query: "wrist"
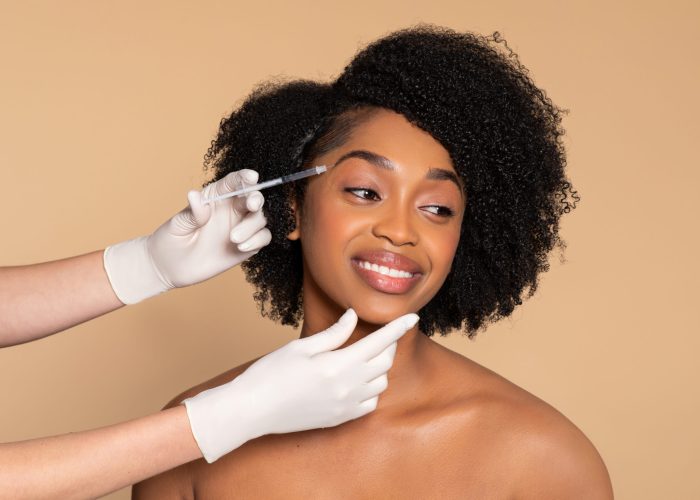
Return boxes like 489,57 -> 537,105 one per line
182,378 -> 263,463
103,236 -> 170,304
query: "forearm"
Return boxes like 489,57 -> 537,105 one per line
0,406 -> 201,500
0,250 -> 123,347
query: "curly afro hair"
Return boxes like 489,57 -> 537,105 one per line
204,25 -> 578,337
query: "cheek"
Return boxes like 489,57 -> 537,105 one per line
424,224 -> 462,278
299,195 -> 360,266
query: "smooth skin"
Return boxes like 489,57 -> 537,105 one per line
134,109 -> 613,499
0,251 -> 124,348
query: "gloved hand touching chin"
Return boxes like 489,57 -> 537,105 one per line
183,308 -> 420,463
103,169 -> 270,304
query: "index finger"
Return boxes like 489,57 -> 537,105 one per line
336,313 -> 419,363
218,171 -> 260,214
216,169 -> 259,197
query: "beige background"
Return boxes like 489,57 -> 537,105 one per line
1,1 -> 698,498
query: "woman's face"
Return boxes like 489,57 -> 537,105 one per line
290,108 -> 465,327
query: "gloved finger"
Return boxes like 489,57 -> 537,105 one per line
168,193 -> 208,237
217,169 -> 259,197
245,191 -> 264,212
236,227 -> 272,253
352,374 -> 389,402
360,343 -> 396,382
208,170 -> 260,216
348,396 -> 379,420
187,189 -> 212,227
299,309 -> 358,355
230,210 -> 267,244
336,313 -> 419,364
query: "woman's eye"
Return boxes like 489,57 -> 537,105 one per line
422,205 -> 455,218
344,187 -> 381,201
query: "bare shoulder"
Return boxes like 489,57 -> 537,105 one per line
162,358 -> 260,410
431,343 -> 613,499
513,408 -> 614,499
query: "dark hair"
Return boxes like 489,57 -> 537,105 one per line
204,25 -> 578,337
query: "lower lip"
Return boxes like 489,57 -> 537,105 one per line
351,260 -> 422,294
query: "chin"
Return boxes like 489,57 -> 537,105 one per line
350,302 -> 417,327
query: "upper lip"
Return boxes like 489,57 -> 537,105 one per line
352,249 -> 424,274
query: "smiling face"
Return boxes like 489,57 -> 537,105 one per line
289,108 -> 466,328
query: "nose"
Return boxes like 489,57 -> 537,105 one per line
371,203 -> 419,247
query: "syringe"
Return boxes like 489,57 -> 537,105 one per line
203,165 -> 327,204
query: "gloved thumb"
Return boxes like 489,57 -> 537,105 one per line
299,309 -> 358,355
187,189 -> 212,227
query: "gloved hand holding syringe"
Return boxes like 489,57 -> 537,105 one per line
104,166 -> 326,304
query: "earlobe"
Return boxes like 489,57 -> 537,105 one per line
286,200 -> 301,241
287,225 -> 301,241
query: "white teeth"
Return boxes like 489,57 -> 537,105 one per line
356,260 -> 414,278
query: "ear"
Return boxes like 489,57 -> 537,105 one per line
286,198 -> 302,241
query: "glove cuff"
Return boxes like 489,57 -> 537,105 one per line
103,236 -> 169,304
182,380 -> 261,463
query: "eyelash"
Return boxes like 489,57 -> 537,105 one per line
344,187 -> 455,218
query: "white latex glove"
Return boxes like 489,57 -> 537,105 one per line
183,308 -> 419,463
103,169 -> 271,304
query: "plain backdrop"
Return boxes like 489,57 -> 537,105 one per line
1,1 -> 698,498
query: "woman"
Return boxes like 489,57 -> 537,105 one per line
134,25 -> 611,498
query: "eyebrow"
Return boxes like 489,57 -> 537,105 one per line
334,150 -> 395,171
332,149 -> 464,195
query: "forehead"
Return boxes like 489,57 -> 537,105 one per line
332,109 -> 454,171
